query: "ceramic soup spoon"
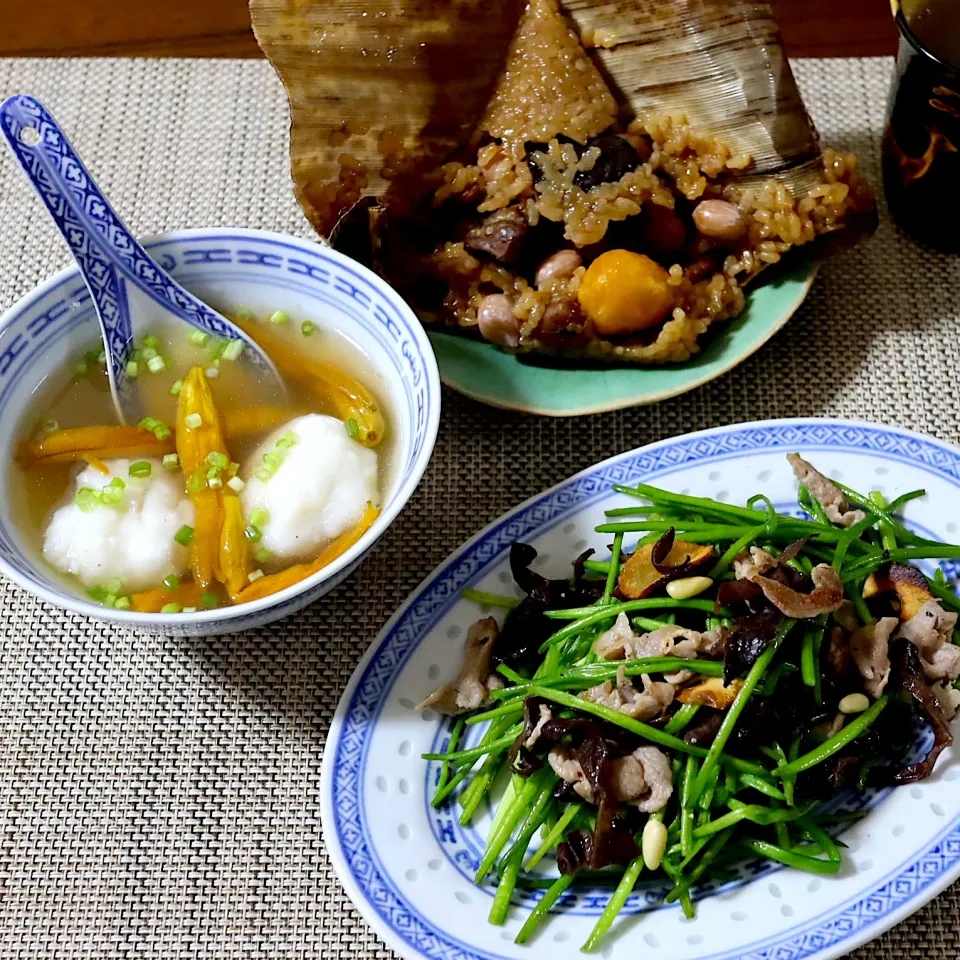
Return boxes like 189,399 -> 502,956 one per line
0,94 -> 283,423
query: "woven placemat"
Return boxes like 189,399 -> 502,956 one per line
0,55 -> 957,959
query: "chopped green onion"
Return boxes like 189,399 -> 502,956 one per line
254,546 -> 272,564
75,361 -> 88,376
187,329 -> 209,346
169,379 -> 183,397
104,578 -> 123,595
97,350 -> 106,365
206,451 -> 229,470
221,339 -> 244,362
205,366 -> 219,379
125,360 -> 139,378
344,418 -> 360,439
142,334 -> 160,350
141,346 -> 158,361
182,606 -> 197,613
269,310 -> 289,325
163,573 -> 180,591
249,507 -> 269,528
226,476 -> 245,493
207,477 -> 223,489
174,524 -> 194,547
244,524 -> 262,543
185,413 -> 202,430
186,470 -> 205,494
139,417 -> 172,440
99,477 -> 126,505
255,435 -> 297,481
87,587 -> 108,603
128,461 -> 152,479
160,602 -> 182,614
113,596 -> 131,610
234,307 -> 253,321
248,569 -> 265,583
162,453 -> 180,471
228,462 -> 240,477
74,488 -> 98,512
147,355 -> 166,374
201,592 -> 220,609
300,321 -> 317,337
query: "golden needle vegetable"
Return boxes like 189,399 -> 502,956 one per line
177,367 -> 230,588
221,405 -> 305,440
189,491 -> 222,589
19,407 -> 295,469
131,581 -> 205,613
176,368 -> 228,474
234,503 -> 379,603
217,495 -> 253,597
83,456 -> 110,475
232,314 -> 386,448
20,425 -> 175,466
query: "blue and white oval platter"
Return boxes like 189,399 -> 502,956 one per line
321,418 -> 960,960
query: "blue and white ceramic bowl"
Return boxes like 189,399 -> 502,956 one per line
0,228 -> 440,635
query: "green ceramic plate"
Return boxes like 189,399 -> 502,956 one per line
427,259 -> 817,416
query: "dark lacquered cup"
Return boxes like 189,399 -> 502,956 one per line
882,8 -> 960,251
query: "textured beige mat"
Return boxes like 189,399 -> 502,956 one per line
0,56 -> 957,959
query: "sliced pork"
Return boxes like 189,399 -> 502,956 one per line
547,743 -> 673,812
417,617 -> 503,714
850,617 -> 898,697
580,667 -> 675,721
787,453 -> 866,528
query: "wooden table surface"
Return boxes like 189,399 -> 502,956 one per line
1,0 -> 897,59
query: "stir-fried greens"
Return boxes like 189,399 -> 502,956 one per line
419,455 -> 960,949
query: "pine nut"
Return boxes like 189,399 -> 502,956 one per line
642,818 -> 668,870
838,692 -> 870,714
666,576 -> 714,600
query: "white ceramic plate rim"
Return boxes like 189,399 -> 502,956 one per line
0,227 -> 441,628
320,416 -> 960,960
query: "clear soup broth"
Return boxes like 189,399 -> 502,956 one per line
10,311 -> 392,613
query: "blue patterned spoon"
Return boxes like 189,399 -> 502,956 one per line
0,94 -> 283,423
